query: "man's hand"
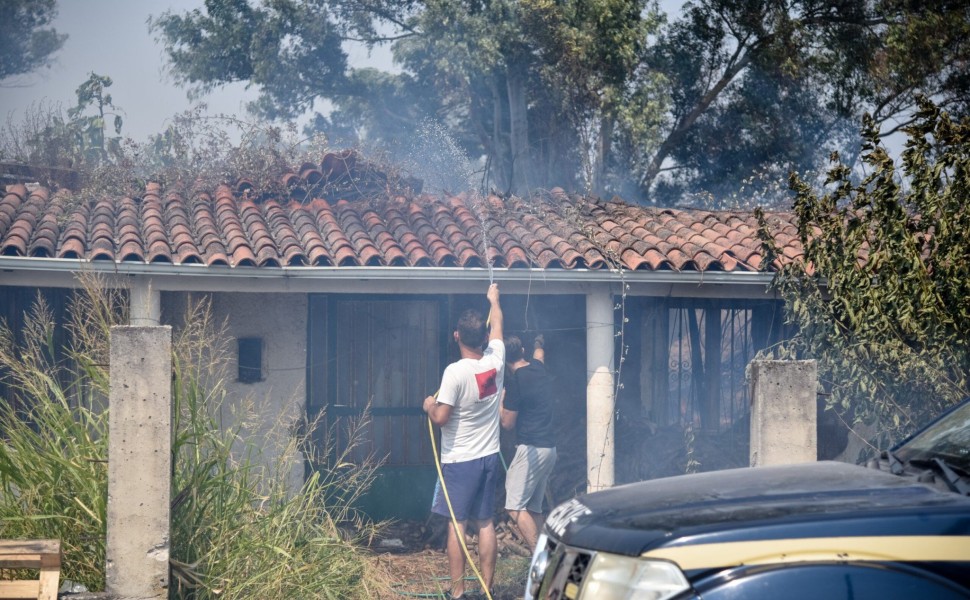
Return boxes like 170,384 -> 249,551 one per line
533,333 -> 546,363
425,395 -> 453,426
486,282 -> 500,304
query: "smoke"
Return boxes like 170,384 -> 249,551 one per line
391,119 -> 479,197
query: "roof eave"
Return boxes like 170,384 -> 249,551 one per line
0,256 -> 779,297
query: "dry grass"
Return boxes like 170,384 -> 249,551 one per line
365,519 -> 531,600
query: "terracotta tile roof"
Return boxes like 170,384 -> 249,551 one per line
0,172 -> 801,273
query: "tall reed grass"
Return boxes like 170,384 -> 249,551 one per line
0,279 -> 388,598
169,297 -> 386,599
0,283 -> 119,590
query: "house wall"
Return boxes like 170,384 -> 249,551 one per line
161,291 -> 308,491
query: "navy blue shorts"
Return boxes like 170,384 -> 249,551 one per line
431,453 -> 500,522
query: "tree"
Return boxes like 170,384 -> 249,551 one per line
639,0 -> 970,205
151,0 -> 661,195
151,0 -> 970,204
0,0 -> 66,82
67,73 -> 125,165
866,0 -> 970,137
149,0 -> 349,119
522,0 -> 660,193
385,0 -> 541,192
761,96 -> 970,451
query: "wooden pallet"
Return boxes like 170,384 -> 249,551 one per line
0,540 -> 60,600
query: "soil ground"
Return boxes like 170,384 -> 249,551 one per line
367,517 -> 532,600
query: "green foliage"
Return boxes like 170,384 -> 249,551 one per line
0,0 -> 66,81
67,73 -> 125,166
642,0 -> 866,205
638,0 -> 970,204
763,96 -> 970,450
522,0 -> 661,193
150,0 -> 664,195
869,0 -> 970,134
149,0 -> 349,118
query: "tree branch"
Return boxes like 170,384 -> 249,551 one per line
640,46 -> 755,191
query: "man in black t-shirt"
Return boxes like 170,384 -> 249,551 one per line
500,333 -> 557,550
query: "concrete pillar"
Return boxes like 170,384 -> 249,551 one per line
107,326 -> 172,599
586,289 -> 615,492
749,359 -> 817,467
129,278 -> 160,326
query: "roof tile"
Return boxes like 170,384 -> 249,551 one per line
1,177 -> 802,273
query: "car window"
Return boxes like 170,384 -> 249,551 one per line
895,400 -> 970,473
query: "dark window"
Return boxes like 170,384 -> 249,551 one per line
237,337 -> 263,383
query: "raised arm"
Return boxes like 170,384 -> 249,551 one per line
486,283 -> 503,343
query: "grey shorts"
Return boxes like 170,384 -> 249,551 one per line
504,445 -> 557,513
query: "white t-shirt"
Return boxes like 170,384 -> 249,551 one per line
437,339 -> 506,463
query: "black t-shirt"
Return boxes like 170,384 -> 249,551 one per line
505,361 -> 556,448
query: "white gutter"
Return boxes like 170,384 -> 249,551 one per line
0,256 -> 779,297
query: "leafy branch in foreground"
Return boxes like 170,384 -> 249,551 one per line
761,96 -> 970,452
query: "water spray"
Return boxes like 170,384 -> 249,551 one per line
477,193 -> 495,286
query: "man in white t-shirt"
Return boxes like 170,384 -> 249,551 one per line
424,283 -> 504,600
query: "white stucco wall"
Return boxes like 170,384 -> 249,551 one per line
163,291 -> 308,491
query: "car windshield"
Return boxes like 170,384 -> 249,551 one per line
894,399 -> 970,474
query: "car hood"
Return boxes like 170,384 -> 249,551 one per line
553,461 -> 970,556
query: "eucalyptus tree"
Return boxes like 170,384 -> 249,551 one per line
522,0 -> 661,194
150,0 -> 659,195
639,0 -> 970,205
150,0 -> 969,204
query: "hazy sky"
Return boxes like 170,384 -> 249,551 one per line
1,1 -> 682,142
0,0 -> 393,141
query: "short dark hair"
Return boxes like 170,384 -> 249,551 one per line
505,335 -> 524,363
456,308 -> 487,348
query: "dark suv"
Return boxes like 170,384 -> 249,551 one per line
526,399 -> 970,599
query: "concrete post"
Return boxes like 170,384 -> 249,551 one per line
586,289 -> 615,492
749,359 -> 817,467
107,326 -> 172,599
129,278 -> 160,326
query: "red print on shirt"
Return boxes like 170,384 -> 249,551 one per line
476,368 -> 498,399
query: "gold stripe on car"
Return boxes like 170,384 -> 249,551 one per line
642,535 -> 970,570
